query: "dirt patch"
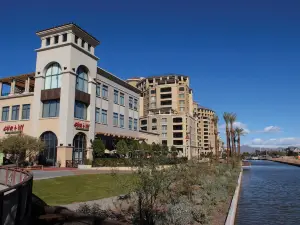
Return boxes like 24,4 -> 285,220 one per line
210,196 -> 233,225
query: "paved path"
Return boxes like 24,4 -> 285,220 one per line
32,169 -> 132,180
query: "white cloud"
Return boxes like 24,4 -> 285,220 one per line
263,126 -> 281,133
249,137 -> 300,147
219,121 -> 250,133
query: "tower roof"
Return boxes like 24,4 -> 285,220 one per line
36,23 -> 100,46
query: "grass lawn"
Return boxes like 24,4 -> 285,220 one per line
33,174 -> 135,205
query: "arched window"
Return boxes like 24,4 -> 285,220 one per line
73,133 -> 86,163
76,66 -> 88,93
40,131 -> 58,166
45,63 -> 62,89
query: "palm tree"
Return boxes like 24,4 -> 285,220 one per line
235,127 -> 245,158
212,115 -> 219,160
228,113 -> 237,157
223,112 -> 231,162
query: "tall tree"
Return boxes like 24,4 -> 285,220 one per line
228,113 -> 237,157
223,112 -> 231,162
235,127 -> 245,158
212,115 -> 219,159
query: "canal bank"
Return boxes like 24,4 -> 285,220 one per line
269,157 -> 300,167
236,160 -> 300,225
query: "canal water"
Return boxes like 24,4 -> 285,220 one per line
236,160 -> 300,225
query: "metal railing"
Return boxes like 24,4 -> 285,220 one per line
0,166 -> 33,225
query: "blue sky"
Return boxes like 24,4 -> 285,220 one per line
1,0 -> 300,147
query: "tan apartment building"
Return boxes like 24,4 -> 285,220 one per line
0,23 -> 158,167
127,75 -> 198,159
194,104 -> 218,155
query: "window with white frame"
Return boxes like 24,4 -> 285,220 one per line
134,119 -> 138,131
11,105 -> 20,120
22,104 -> 30,120
76,66 -> 88,93
96,84 -> 101,97
101,109 -> 107,124
113,113 -> 118,126
95,107 -> 100,122
42,100 -> 60,118
129,117 -> 133,130
102,85 -> 108,99
74,101 -> 87,120
161,118 -> 167,123
120,93 -> 125,106
162,125 -> 167,131
129,97 -> 133,109
2,106 -> 9,121
134,99 -> 138,110
120,114 -> 124,128
114,90 -> 119,104
45,63 -> 62,89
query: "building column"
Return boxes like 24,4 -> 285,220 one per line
24,77 -> 30,93
9,79 -> 15,95
57,146 -> 73,168
0,82 -> 2,96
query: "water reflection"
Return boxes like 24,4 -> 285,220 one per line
236,160 -> 300,225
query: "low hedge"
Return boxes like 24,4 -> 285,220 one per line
92,157 -> 188,167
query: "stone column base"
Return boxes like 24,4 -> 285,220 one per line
57,146 -> 73,168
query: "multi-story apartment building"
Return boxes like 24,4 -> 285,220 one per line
195,104 -> 217,155
127,75 -> 198,159
0,23 -> 158,167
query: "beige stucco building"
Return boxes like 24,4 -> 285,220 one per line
0,23 -> 158,167
194,104 -> 218,156
127,75 -> 198,159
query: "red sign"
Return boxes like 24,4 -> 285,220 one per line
3,124 -> 24,134
74,122 -> 90,131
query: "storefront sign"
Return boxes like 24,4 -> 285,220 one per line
74,122 -> 90,131
3,124 -> 24,134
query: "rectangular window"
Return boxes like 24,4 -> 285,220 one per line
120,114 -> 124,128
150,102 -> 156,108
162,125 -> 167,131
129,97 -> 133,109
179,93 -> 185,98
150,96 -> 156,102
11,105 -> 20,120
152,126 -> 157,131
179,100 -> 185,106
120,93 -> 125,106
180,107 -> 185,112
162,132 -> 167,137
54,35 -> 59,44
134,119 -> 138,131
134,99 -> 138,110
114,90 -> 119,104
2,106 -> 9,121
162,140 -> 167,145
81,40 -> 85,48
96,84 -> 101,97
22,104 -> 30,120
102,85 -> 108,99
62,33 -> 67,42
101,109 -> 107,124
88,44 -> 91,51
75,35 -> 79,44
113,113 -> 118,126
95,107 -> 100,123
161,118 -> 167,123
129,117 -> 133,130
46,37 -> 51,46
74,101 -> 87,120
42,100 -> 60,118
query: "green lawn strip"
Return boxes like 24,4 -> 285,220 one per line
33,174 -> 135,205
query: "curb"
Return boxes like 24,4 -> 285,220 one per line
225,169 -> 243,225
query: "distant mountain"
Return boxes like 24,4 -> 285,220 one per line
240,145 -> 256,153
240,145 -> 286,153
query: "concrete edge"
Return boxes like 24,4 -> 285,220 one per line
225,169 -> 243,225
